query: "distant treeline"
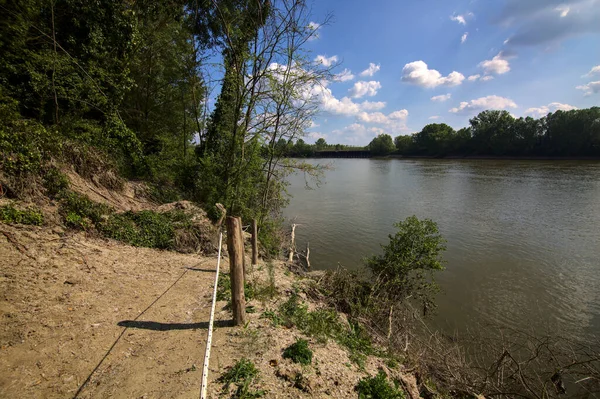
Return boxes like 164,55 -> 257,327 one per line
287,107 -> 600,158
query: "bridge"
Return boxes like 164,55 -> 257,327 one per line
315,150 -> 371,158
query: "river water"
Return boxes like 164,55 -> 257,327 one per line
283,159 -> 600,343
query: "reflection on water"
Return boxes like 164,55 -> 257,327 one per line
284,159 -> 600,344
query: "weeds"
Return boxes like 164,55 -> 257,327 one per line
356,371 -> 405,399
217,358 -> 265,399
0,205 -> 44,225
217,274 -> 256,303
42,167 -> 69,198
283,339 -> 313,365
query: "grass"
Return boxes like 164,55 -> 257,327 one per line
275,290 -> 377,367
217,274 -> 257,303
217,358 -> 266,399
356,371 -> 405,399
0,204 -> 44,225
282,339 -> 313,365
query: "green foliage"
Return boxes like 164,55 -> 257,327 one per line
42,168 -> 69,197
282,339 -> 313,365
414,123 -> 456,155
218,358 -> 266,399
100,211 -> 174,249
217,274 -> 257,303
394,135 -> 413,154
356,372 -> 405,399
366,216 -> 446,311
276,291 -> 375,365
0,205 -> 44,225
59,191 -> 110,227
369,134 -> 395,156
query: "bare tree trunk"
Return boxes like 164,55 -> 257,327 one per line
288,223 -> 297,262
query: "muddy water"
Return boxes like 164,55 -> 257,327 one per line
284,159 -> 600,343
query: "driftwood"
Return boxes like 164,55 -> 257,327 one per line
288,223 -> 297,262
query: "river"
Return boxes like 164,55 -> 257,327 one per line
283,159 -> 600,343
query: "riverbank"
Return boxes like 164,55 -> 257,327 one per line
0,168 -> 421,398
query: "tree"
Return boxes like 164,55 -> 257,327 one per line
469,110 -> 515,155
368,134 -> 395,156
394,135 -> 413,154
414,123 -> 455,155
315,138 -> 327,150
366,216 -> 446,312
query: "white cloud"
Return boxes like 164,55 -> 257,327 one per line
309,121 -> 320,128
307,22 -> 321,41
348,81 -> 382,98
359,101 -> 387,111
308,132 -> 327,141
429,116 -> 441,120
431,93 -> 452,102
576,81 -> 600,96
401,61 -> 465,88
479,52 -> 511,75
450,12 -> 474,25
449,95 -> 518,114
461,32 -> 469,44
334,68 -> 355,82
331,123 -> 384,144
357,112 -> 389,124
584,65 -> 600,77
360,63 -> 381,77
388,110 -> 409,120
314,55 -> 338,67
481,75 -> 495,81
468,74 -> 481,82
525,102 -> 578,117
555,5 -> 570,17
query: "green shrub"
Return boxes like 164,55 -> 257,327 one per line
356,371 -> 405,399
0,205 -> 44,225
282,339 -> 313,365
59,191 -> 110,226
217,274 -> 257,303
64,211 -> 90,229
100,210 -> 174,249
218,358 -> 265,399
43,168 -> 70,197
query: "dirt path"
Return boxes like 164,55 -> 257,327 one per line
0,225 -> 221,398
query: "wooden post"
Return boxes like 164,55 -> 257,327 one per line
251,219 -> 258,266
226,216 -> 246,326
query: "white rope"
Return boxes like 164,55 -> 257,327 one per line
200,231 -> 223,399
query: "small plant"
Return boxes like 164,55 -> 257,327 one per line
282,339 -> 313,365
217,274 -> 257,303
260,310 -> 282,327
218,358 -> 265,399
0,205 -> 44,225
64,211 -> 90,229
59,191 -> 110,226
43,167 -> 69,197
356,371 -> 405,399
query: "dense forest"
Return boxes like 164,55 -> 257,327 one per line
0,0 -> 331,249
285,107 -> 600,158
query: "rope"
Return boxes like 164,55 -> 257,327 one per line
200,231 -> 223,399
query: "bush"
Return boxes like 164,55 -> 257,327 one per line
282,339 -> 313,365
100,210 -> 174,249
59,191 -> 110,227
43,168 -> 70,197
0,205 -> 44,225
356,371 -> 405,399
218,358 -> 265,399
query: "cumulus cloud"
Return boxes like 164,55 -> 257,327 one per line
388,110 -> 409,120
360,63 -> 381,77
357,112 -> 389,124
334,68 -> 355,82
431,93 -> 452,102
331,123 -> 385,144
359,101 -> 387,111
352,109 -> 410,137
348,81 -> 382,98
401,61 -> 465,88
576,81 -> 600,96
583,65 -> 600,77
449,95 -> 518,114
479,52 -> 511,75
308,132 -> 327,141
481,75 -> 495,81
461,32 -> 469,44
450,12 -> 474,25
525,102 -> 578,117
468,74 -> 481,82
314,55 -> 338,67
499,0 -> 600,47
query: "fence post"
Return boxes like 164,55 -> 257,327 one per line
251,219 -> 258,266
226,216 -> 246,326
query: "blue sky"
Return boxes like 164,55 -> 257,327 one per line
301,0 -> 600,145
